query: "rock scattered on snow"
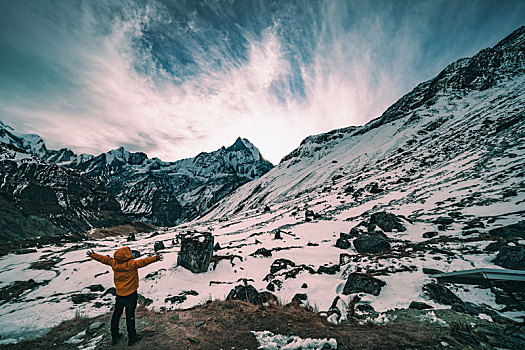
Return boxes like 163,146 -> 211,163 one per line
353,234 -> 391,254
409,301 -> 433,310
87,284 -> 104,292
177,232 -> 214,273
493,245 -> 525,270
342,273 -> 386,296
423,283 -> 463,306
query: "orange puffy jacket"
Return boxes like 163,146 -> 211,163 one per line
90,247 -> 158,296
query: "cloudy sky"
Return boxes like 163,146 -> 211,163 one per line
0,0 -> 524,164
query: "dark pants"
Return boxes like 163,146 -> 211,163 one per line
111,291 -> 138,339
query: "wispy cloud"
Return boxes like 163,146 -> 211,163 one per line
1,0 -> 524,163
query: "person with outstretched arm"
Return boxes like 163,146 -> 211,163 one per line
87,247 -> 162,346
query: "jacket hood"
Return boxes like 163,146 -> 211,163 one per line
114,247 -> 133,263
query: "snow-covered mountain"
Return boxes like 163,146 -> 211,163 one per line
0,121 -> 273,226
202,25 -> 525,220
0,143 -> 127,241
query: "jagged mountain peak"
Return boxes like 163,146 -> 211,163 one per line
226,137 -> 262,161
494,25 -> 525,49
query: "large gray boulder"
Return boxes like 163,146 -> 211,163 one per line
353,234 -> 391,254
493,245 -> 525,270
342,273 -> 386,296
177,232 -> 214,273
369,211 -> 406,232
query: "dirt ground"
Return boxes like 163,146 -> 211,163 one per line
1,300 -> 522,350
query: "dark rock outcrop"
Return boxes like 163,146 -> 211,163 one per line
489,222 -> 525,239
226,284 -> 259,304
335,237 -> 351,249
493,245 -> 525,270
423,283 -> 463,305
0,143 -> 127,241
369,212 -> 406,232
353,234 -> 391,254
154,241 -> 165,251
71,293 -> 97,304
177,232 -> 214,273
342,273 -> 386,296
269,259 -> 296,274
409,301 -> 433,310
317,264 -> 340,275
250,248 -> 272,257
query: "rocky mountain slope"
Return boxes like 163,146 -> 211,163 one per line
0,27 -> 524,347
1,120 -> 273,227
0,143 -> 127,241
203,25 -> 525,218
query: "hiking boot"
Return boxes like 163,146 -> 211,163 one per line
128,334 -> 142,346
112,333 -> 123,345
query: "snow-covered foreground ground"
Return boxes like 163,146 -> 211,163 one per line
0,179 -> 523,344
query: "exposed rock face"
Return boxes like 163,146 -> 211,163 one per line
226,284 -> 259,304
368,212 -> 406,232
335,237 -> 351,249
342,273 -> 386,296
409,301 -> 433,310
489,222 -> 525,239
493,245 -> 525,270
0,143 -> 127,240
353,234 -> 391,254
177,232 -> 214,273
423,283 -> 463,305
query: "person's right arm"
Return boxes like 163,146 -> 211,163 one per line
87,250 -> 114,266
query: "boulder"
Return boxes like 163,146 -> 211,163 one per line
292,293 -> 307,303
366,182 -> 384,194
423,232 -> 438,239
165,295 -> 187,304
71,293 -> 97,304
226,284 -> 259,304
154,241 -> 165,251
369,212 -> 406,232
177,232 -> 214,273
258,291 -> 277,304
489,221 -> 525,239
269,259 -> 296,274
422,268 -> 444,275
353,234 -> 391,254
451,301 -> 481,316
342,273 -> 386,296
88,284 -> 104,292
103,287 -> 116,296
86,322 -> 105,335
335,237 -> 351,249
423,283 -> 463,305
317,264 -> 340,275
213,243 -> 221,251
138,294 -> 153,306
493,245 -> 525,270
409,301 -> 433,310
434,217 -> 454,225
266,280 -> 282,292
127,233 -> 136,241
251,248 -> 272,257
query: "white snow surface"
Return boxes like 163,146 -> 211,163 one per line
251,330 -> 337,350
